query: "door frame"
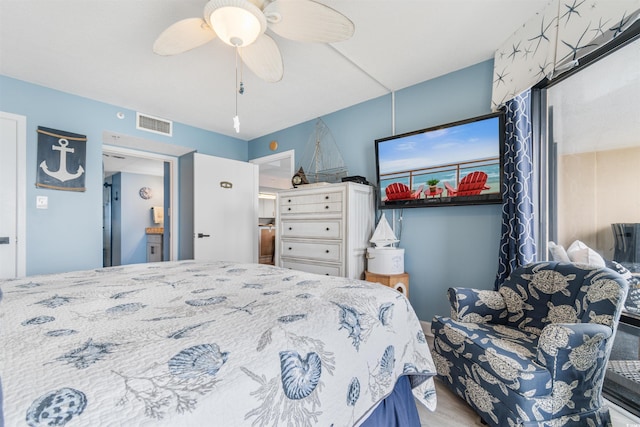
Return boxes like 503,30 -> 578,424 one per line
102,144 -> 178,261
250,149 -> 295,191
0,111 -> 27,277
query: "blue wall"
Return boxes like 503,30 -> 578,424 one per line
249,60 -> 501,321
0,75 -> 247,275
114,172 -> 164,265
1,60 -> 501,321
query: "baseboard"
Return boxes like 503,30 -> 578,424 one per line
420,320 -> 433,338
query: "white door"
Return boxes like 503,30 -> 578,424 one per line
193,153 -> 258,263
0,112 -> 26,278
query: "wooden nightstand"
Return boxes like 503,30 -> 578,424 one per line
364,271 -> 409,297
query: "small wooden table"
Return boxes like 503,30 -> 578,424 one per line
425,188 -> 443,198
365,271 -> 409,297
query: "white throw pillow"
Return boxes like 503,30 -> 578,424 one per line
566,240 -> 606,267
548,241 -> 571,262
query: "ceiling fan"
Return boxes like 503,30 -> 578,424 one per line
153,0 -> 355,83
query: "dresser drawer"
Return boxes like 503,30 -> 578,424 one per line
280,191 -> 343,206
280,240 -> 341,262
281,259 -> 342,276
281,201 -> 342,215
281,220 -> 341,239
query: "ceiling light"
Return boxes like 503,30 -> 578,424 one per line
206,0 -> 266,47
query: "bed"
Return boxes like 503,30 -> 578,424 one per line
0,260 -> 436,426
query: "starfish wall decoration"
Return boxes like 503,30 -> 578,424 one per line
491,0 -> 640,109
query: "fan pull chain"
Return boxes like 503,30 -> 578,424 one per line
238,50 -> 245,95
233,47 -> 243,133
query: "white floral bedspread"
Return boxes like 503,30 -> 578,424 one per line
0,261 -> 436,426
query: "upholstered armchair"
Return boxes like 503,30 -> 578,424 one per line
431,262 -> 628,427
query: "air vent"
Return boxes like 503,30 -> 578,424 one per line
136,112 -> 173,137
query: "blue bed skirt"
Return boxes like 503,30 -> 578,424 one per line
360,376 -> 421,427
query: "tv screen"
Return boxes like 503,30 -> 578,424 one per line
375,112 -> 504,209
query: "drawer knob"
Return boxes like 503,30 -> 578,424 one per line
288,199 -> 292,203
289,227 -> 292,230
288,207 -> 291,211
288,247 -> 292,250
325,273 -> 330,276
325,205 -> 329,209
325,196 -> 329,200
326,227 -> 330,231
325,250 -> 330,253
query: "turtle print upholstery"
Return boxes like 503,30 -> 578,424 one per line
431,262 -> 628,427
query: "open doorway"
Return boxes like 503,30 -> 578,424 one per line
251,149 -> 295,193
250,150 -> 295,265
103,149 -> 167,266
102,130 -> 189,266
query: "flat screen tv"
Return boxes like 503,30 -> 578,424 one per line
375,112 -> 504,209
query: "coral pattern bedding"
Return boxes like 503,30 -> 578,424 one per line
0,261 -> 436,426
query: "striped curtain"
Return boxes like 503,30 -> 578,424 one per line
495,89 -> 536,288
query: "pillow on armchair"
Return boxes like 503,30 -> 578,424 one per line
549,240 -> 639,311
547,241 -> 571,262
549,240 -> 639,312
566,239 -> 606,267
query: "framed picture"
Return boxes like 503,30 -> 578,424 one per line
36,126 -> 86,191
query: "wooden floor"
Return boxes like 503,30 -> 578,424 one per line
415,382 -> 640,427
419,329 -> 640,426
415,378 -> 485,426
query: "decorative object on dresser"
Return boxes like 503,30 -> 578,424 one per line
341,175 -> 369,185
276,182 -> 374,279
298,118 -> 348,184
291,166 -> 309,187
364,271 -> 409,297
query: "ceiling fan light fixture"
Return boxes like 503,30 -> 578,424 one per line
205,0 -> 266,47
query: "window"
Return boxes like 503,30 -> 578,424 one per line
544,36 -> 640,416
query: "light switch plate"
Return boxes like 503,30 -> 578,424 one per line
36,196 -> 48,209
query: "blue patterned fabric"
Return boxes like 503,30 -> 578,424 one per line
0,261 -> 437,426
447,287 -> 507,324
432,262 -> 629,427
496,90 -> 536,289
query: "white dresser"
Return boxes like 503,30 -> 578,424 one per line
275,182 -> 374,279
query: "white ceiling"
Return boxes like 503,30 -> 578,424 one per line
0,0 -> 550,141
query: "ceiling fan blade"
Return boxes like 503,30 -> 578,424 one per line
153,18 -> 217,56
239,34 -> 284,82
263,0 -> 354,43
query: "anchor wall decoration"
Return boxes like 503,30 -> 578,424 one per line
36,127 -> 87,192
